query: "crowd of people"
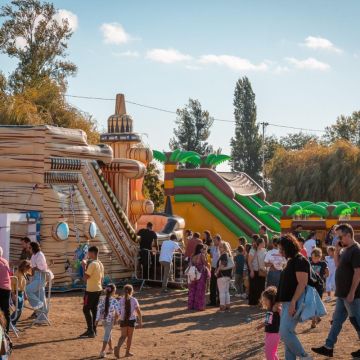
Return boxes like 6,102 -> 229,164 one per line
1,221 -> 360,359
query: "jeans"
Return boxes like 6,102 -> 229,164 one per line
266,270 -> 281,288
103,320 -> 114,342
83,291 -> 102,334
0,288 -> 10,332
217,276 -> 230,306
234,273 -> 244,294
26,271 -> 46,313
325,297 -> 360,349
160,261 -> 172,289
280,302 -> 308,360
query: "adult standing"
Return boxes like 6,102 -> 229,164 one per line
276,234 -> 312,360
216,241 -> 234,311
248,238 -> 267,306
208,234 -> 222,307
304,231 -> 317,259
188,243 -> 210,311
312,223 -> 360,358
184,232 -> 202,260
138,222 -> 158,279
159,234 -> 182,293
0,246 -> 11,332
26,241 -> 49,321
80,246 -> 104,338
264,237 -> 286,288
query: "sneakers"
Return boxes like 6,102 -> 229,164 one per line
79,330 -> 95,338
311,346 -> 334,357
241,293 -> 248,300
325,296 -> 332,303
300,356 -> 313,360
351,349 -> 360,358
234,294 -> 242,297
99,351 -> 106,358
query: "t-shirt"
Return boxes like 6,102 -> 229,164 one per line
0,257 -> 11,290
277,254 -> 310,302
159,240 -> 180,263
185,237 -> 202,258
11,270 -> 27,292
234,253 -> 245,275
20,248 -> 31,261
86,260 -> 104,292
31,251 -> 48,272
325,256 -> 336,276
304,239 -> 316,258
335,243 -> 360,299
217,253 -> 232,278
119,296 -> 139,321
209,245 -> 220,268
96,296 -> 120,323
311,260 -> 328,281
265,311 -> 280,333
138,229 -> 157,250
264,248 -> 287,271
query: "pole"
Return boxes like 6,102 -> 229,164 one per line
260,122 -> 269,189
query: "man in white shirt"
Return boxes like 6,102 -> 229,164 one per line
264,237 -> 286,287
159,234 -> 183,292
304,231 -> 317,259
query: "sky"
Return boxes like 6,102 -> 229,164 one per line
1,0 -> 360,170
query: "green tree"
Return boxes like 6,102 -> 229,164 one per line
0,0 -> 76,91
169,98 -> 214,157
324,111 -> 360,146
230,77 -> 262,181
143,162 -> 165,212
279,132 -> 318,150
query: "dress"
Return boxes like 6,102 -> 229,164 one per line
188,254 -> 210,311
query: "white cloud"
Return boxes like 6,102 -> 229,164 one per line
302,36 -> 342,53
54,9 -> 78,31
146,48 -> 192,64
198,54 -> 268,72
185,65 -> 201,71
274,65 -> 290,74
113,50 -> 140,58
101,23 -> 132,45
286,57 -> 330,71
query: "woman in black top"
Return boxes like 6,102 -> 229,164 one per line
276,234 -> 312,360
215,242 -> 234,311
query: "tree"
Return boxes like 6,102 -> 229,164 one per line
0,0 -> 76,91
324,111 -> 360,146
169,99 -> 214,157
143,162 -> 165,212
230,77 -> 262,182
266,141 -> 360,203
279,132 -> 318,150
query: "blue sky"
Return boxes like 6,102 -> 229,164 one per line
1,0 -> 360,166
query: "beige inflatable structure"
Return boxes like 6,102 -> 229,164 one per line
0,94 -> 154,289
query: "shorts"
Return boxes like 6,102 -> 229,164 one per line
120,319 -> 136,328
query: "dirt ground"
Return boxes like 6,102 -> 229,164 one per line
10,287 -> 359,360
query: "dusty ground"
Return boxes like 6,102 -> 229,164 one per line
10,287 -> 359,360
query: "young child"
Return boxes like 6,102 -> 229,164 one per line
243,243 -> 252,298
10,260 -> 31,326
234,245 -> 245,298
95,284 -> 120,358
325,246 -> 336,302
114,284 -> 142,359
256,286 -> 280,360
310,247 -> 328,328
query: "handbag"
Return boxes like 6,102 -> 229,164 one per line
256,252 -> 267,278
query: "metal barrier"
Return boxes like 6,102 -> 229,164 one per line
134,249 -> 186,292
9,275 -> 19,337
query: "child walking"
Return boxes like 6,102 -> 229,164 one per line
325,246 -> 336,302
114,284 -> 142,359
256,286 -> 280,360
95,284 -> 120,358
10,260 -> 31,325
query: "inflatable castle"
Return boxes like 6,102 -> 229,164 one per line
0,94 -> 155,289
